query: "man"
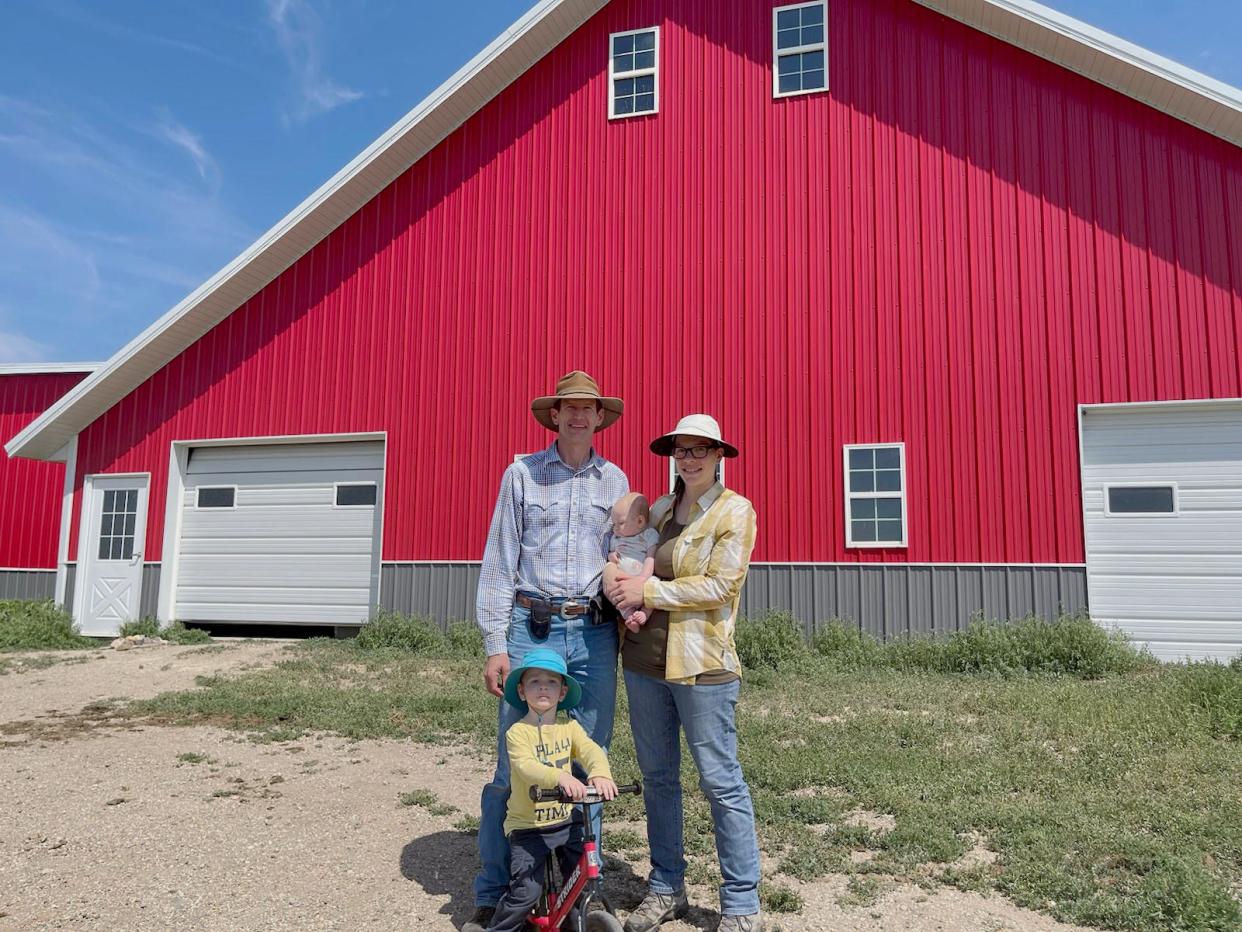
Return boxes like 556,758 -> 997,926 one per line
465,371 -> 628,932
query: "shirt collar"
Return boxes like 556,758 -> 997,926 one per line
689,481 -> 726,515
545,440 -> 603,474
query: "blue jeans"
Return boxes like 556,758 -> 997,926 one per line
624,669 -> 761,916
474,605 -> 618,907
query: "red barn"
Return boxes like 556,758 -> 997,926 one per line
7,0 -> 1242,658
1,365 -> 96,602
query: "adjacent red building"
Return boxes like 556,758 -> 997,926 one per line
0,366 -> 94,599
7,0 -> 1242,657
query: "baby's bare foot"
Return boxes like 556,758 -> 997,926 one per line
628,610 -> 647,629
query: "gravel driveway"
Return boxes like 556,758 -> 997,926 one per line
0,642 -> 1093,931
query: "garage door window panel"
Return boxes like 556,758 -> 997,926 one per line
1105,485 -> 1178,516
197,487 -> 236,509
335,483 -> 378,507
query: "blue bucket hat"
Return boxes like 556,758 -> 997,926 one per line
504,648 -> 582,714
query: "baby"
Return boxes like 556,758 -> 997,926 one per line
603,492 -> 659,631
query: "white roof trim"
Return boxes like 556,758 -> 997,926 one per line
0,363 -> 101,375
6,0 -> 607,461
8,0 -> 1242,461
916,0 -> 1242,143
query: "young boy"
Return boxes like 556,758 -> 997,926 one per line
488,648 -> 618,932
602,492 -> 659,632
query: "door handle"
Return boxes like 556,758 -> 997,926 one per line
131,552 -> 144,566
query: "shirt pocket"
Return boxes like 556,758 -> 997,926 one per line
527,499 -> 563,532
675,530 -> 714,571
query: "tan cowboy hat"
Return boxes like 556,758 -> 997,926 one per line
650,413 -> 739,458
531,370 -> 624,431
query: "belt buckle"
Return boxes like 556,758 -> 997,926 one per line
560,600 -> 585,617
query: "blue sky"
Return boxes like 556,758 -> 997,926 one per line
1,0 -> 1239,364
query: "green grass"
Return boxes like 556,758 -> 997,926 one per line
176,751 -> 216,765
119,617 -> 1242,932
0,600 -> 97,651
398,788 -> 458,816
119,618 -> 213,645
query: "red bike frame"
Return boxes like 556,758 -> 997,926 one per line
526,783 -> 641,931
529,838 -> 602,930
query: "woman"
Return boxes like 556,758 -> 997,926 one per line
606,414 -> 763,932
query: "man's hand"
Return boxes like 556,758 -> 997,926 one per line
557,772 -> 589,801
483,653 -> 510,698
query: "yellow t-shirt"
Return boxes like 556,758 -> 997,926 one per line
504,719 -> 612,834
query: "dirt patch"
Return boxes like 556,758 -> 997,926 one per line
0,641 -> 1098,931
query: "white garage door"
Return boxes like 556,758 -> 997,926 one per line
176,441 -> 383,625
1081,402 -> 1242,661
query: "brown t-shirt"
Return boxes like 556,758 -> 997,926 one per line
620,514 -> 739,685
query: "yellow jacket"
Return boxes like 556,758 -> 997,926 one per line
642,483 -> 757,684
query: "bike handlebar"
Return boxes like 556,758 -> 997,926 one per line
530,782 -> 642,803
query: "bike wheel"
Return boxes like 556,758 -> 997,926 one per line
585,910 -> 624,932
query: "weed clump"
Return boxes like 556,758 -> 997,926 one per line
810,622 -> 886,671
354,610 -> 448,653
0,600 -> 95,651
1170,660 -> 1242,739
446,620 -> 485,658
939,615 -> 1147,677
805,615 -> 1147,679
736,612 -> 806,670
119,618 -> 212,645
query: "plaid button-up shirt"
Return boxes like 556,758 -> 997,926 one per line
642,483 -> 757,683
476,442 -> 629,656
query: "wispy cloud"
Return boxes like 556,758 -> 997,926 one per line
266,0 -> 364,124
0,324 -> 51,364
0,204 -> 102,304
0,95 -> 254,358
42,0 -> 247,72
152,109 -> 220,189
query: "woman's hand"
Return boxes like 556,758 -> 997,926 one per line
602,569 -> 628,604
613,574 -> 647,614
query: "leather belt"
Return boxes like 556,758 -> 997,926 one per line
516,593 -> 595,619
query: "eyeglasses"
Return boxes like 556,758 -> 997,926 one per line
672,444 -> 717,459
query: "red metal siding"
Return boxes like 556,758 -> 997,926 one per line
70,0 -> 1242,566
1,373 -> 87,569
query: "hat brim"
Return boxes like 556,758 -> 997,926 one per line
531,395 -> 624,432
503,662 -> 583,713
650,433 -> 739,458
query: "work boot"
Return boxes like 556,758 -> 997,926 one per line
717,913 -> 764,932
461,905 -> 495,932
623,889 -> 689,932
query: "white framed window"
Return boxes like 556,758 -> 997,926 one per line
196,486 -> 236,509
1104,484 -> 1178,517
773,1 -> 827,98
609,27 -> 659,118
844,444 -> 906,547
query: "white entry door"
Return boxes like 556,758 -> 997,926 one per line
78,476 -> 150,637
